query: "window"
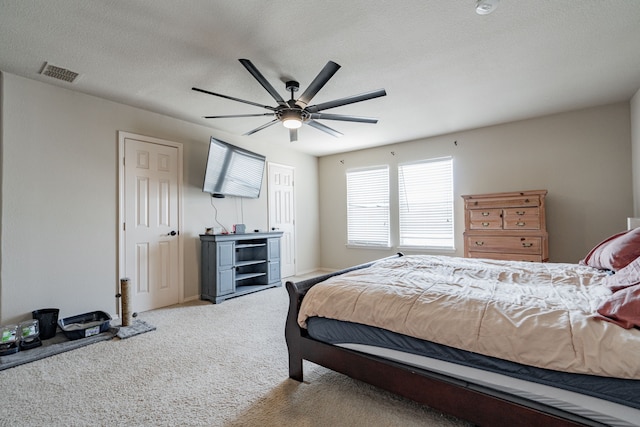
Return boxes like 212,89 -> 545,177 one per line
346,166 -> 390,247
398,157 -> 454,249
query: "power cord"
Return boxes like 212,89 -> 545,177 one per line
211,195 -> 229,233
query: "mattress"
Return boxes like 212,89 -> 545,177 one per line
298,255 -> 638,378
307,316 -> 640,427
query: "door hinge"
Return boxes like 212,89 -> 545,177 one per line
123,223 -> 126,231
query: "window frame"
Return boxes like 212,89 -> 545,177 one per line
345,165 -> 391,249
397,156 -> 455,251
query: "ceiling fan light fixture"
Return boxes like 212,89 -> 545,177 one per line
281,110 -> 303,129
476,0 -> 499,15
283,119 -> 302,129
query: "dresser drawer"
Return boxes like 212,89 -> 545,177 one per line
468,251 -> 543,262
469,209 -> 502,230
466,195 -> 541,210
466,236 -> 542,255
503,208 -> 541,230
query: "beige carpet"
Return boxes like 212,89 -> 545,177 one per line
0,285 -> 471,427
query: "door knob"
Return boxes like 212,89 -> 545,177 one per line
167,230 -> 178,236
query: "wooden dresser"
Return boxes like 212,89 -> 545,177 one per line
462,190 -> 548,262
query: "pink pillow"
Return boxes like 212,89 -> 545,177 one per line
580,228 -> 640,271
605,256 -> 640,291
595,284 -> 640,329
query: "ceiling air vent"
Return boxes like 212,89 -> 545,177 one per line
40,62 -> 80,83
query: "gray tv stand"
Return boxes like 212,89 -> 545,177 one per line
200,231 -> 283,304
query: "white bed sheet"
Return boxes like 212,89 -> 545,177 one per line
338,343 -> 640,427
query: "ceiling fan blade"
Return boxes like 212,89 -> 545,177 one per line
309,113 -> 378,124
306,120 -> 343,138
243,119 -> 279,136
295,61 -> 341,108
305,88 -> 387,113
192,87 -> 276,111
289,128 -> 298,142
239,59 -> 288,107
203,113 -> 275,119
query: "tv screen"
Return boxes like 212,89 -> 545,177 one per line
202,137 -> 266,198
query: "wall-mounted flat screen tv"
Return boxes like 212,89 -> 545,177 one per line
202,137 -> 266,198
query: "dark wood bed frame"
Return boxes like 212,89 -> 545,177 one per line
284,254 -> 600,427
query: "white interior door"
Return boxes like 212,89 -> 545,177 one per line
120,133 -> 183,313
268,163 -> 296,278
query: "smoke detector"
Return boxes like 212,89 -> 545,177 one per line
476,0 -> 500,15
40,62 -> 80,83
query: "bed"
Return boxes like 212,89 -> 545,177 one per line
285,229 -> 640,427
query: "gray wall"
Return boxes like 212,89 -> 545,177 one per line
318,103 -> 633,269
0,72 -> 320,324
631,88 -> 640,216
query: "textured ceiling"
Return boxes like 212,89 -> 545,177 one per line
1,1 -> 639,156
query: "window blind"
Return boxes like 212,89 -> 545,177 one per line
346,166 -> 390,247
398,157 -> 454,249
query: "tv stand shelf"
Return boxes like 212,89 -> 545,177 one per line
236,272 -> 265,281
200,231 -> 283,304
235,259 -> 266,268
236,243 -> 265,249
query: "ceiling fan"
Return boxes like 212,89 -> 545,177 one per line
192,59 -> 387,142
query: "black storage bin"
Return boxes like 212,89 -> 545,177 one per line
32,308 -> 59,340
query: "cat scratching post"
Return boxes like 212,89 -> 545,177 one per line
119,278 -> 133,327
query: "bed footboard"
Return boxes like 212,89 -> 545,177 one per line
285,255 -> 399,381
284,253 -> 598,427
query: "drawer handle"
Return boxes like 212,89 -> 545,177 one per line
481,212 -> 490,216
516,221 -> 526,227
475,241 -> 484,246
522,242 -> 533,248
515,211 -> 525,215
482,222 -> 490,227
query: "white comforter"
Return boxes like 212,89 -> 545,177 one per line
298,255 -> 640,379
